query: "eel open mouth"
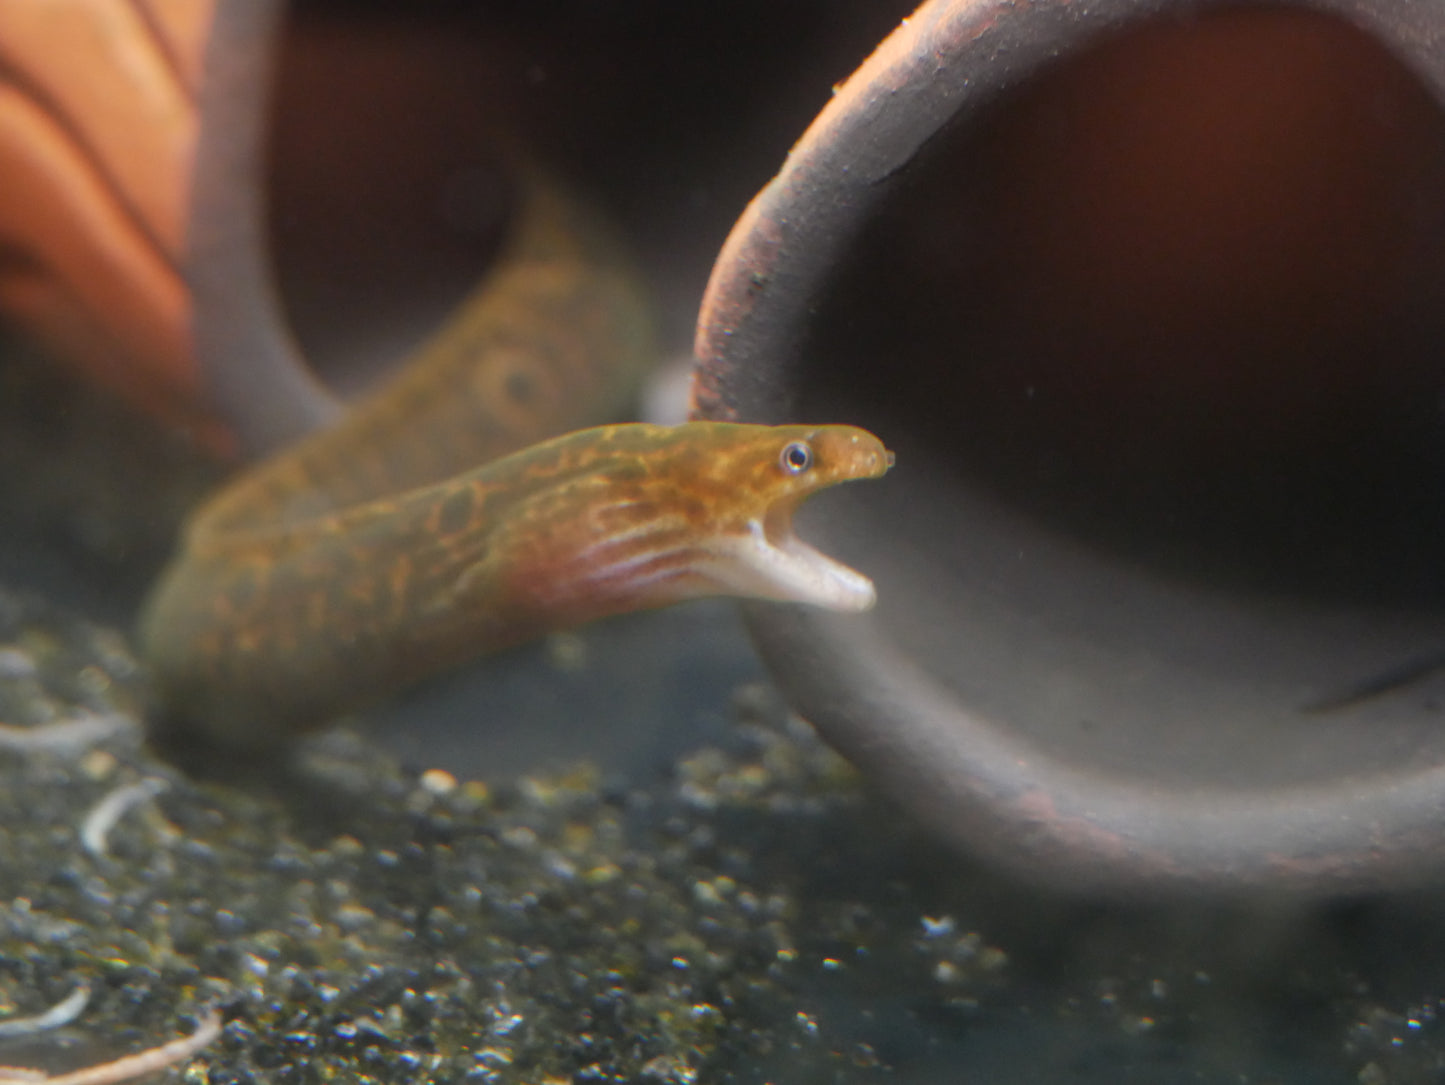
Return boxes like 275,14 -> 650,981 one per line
708,498 -> 878,612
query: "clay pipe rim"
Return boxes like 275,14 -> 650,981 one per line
692,0 -> 1445,895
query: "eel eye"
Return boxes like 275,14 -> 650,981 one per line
780,441 -> 813,474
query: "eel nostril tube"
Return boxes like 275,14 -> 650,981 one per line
694,0 -> 1445,895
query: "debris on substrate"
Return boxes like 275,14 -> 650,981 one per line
5,585 -> 1445,1084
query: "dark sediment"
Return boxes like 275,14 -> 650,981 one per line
5,355 -> 1445,1083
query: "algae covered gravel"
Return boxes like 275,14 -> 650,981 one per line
8,588 -> 1445,1082
0,586 -> 1008,1083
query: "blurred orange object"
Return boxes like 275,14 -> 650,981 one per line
0,0 -> 226,449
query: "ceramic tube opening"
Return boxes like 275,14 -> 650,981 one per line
695,0 -> 1445,891
799,6 -> 1445,787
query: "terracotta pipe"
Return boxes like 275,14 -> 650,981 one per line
188,0 -> 340,454
694,0 -> 1445,894
0,0 -> 351,454
0,0 -> 527,457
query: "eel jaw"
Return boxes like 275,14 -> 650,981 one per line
706,503 -> 877,613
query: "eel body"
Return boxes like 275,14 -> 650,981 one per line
139,170 -> 892,742
141,422 -> 891,741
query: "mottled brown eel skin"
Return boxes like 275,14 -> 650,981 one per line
139,172 -> 892,743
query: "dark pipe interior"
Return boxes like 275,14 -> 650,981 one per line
265,15 -> 517,395
261,0 -> 917,396
794,7 -> 1445,786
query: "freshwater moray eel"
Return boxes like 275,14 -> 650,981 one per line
139,170 -> 891,743
141,423 -> 892,743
